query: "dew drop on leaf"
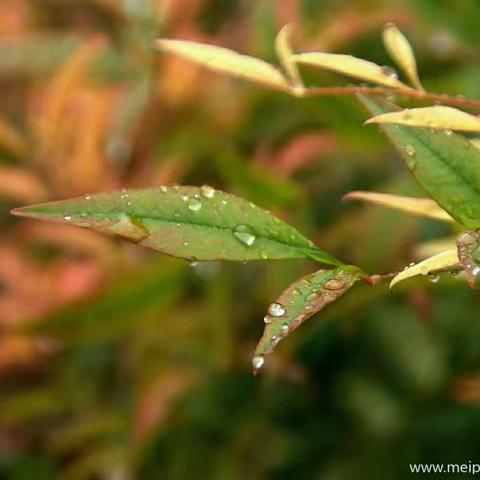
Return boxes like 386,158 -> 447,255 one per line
63,213 -> 72,222
323,279 -> 345,290
233,224 -> 256,247
160,186 -> 168,193
404,144 -> 416,157
381,65 -> 398,79
200,185 -> 215,199
252,355 -> 265,373
268,302 -> 286,317
187,198 -> 202,212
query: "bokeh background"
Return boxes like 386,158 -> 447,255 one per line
1,1 -> 480,478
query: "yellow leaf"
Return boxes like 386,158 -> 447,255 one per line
390,249 -> 459,289
366,106 -> 480,132
275,25 -> 304,95
343,191 -> 454,222
382,23 -> 424,91
156,39 -> 289,92
292,52 -> 410,89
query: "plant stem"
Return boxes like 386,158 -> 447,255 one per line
301,86 -> 480,110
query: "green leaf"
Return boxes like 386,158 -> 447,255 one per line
359,95 -> 480,228
252,265 -> 363,373
12,186 -> 341,265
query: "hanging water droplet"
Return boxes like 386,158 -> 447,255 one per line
188,198 -> 202,212
263,315 -> 272,324
160,186 -> 168,193
404,144 -> 416,157
233,224 -> 256,247
381,65 -> 398,79
188,257 -> 198,267
252,355 -> 264,373
281,324 -> 289,332
183,241 -> 189,247
200,185 -> 215,199
324,279 -> 345,290
84,194 -> 92,201
63,213 -> 72,222
428,273 -> 440,283
268,302 -> 286,317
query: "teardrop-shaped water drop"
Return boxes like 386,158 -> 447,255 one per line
381,65 -> 398,79
233,224 -> 256,247
252,355 -> 264,373
188,198 -> 202,212
268,302 -> 286,317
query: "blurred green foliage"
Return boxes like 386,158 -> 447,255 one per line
1,1 -> 480,479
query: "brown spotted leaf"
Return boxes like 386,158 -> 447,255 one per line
252,265 -> 363,373
11,186 -> 341,265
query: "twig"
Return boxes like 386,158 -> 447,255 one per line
300,86 -> 480,110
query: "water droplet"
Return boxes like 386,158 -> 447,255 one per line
445,129 -> 453,137
260,251 -> 268,260
324,279 -> 345,290
188,257 -> 198,267
233,224 -> 256,247
183,241 -> 189,247
188,198 -> 202,212
263,315 -> 272,324
268,302 -> 286,317
120,188 -> 129,199
181,194 -> 189,202
63,213 -> 72,222
160,186 -> 168,193
381,65 -> 398,79
84,194 -> 92,201
306,293 -> 318,302
252,355 -> 264,373
404,144 -> 416,157
281,324 -> 289,332
200,185 -> 215,199
428,273 -> 440,283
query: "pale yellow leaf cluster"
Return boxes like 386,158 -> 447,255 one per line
390,249 -> 460,289
157,39 -> 289,92
275,24 -> 304,93
292,52 -> 410,89
343,191 -> 454,222
382,23 -> 424,91
366,106 -> 480,132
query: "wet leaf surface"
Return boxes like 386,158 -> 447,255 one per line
12,186 -> 342,265
252,265 -> 362,373
360,95 -> 480,228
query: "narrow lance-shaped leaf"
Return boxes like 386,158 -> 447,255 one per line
359,95 -> 480,228
382,23 -> 424,91
252,265 -> 362,373
275,25 -> 304,94
390,249 -> 459,289
156,39 -> 289,92
366,106 -> 480,132
343,191 -> 454,222
293,52 -> 410,89
12,186 -> 342,265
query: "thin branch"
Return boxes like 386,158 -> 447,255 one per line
300,86 -> 480,110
